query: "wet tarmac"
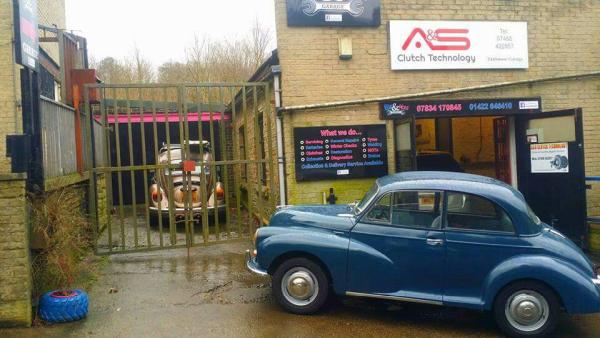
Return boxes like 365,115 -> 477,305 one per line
3,241 -> 600,338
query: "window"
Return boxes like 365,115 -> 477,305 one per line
365,190 -> 442,229
239,126 -> 247,181
365,193 -> 391,223
446,192 -> 515,233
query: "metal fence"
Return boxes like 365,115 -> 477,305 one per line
40,96 -> 78,179
84,83 -> 278,255
40,95 -> 106,181
92,119 -> 107,168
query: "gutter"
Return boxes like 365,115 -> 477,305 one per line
280,71 -> 600,112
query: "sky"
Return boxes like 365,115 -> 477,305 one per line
65,0 -> 277,66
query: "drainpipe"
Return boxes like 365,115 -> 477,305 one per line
272,65 -> 287,206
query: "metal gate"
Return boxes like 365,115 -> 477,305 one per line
83,83 -> 278,255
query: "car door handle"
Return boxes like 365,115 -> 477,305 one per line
426,238 -> 444,246
333,230 -> 345,236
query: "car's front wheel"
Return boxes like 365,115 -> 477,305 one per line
494,281 -> 560,337
272,257 -> 329,315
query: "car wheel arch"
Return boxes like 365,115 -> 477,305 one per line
267,251 -> 333,286
481,255 -> 590,312
489,278 -> 565,312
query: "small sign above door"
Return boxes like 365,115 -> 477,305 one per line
530,142 -> 569,173
286,0 -> 381,27
380,97 -> 542,119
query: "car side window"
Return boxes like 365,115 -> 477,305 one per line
390,191 -> 442,229
365,193 -> 392,223
446,192 -> 515,233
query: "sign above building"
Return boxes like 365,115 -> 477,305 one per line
380,98 -> 542,119
286,0 -> 381,27
294,124 -> 387,181
13,0 -> 39,70
389,20 -> 528,70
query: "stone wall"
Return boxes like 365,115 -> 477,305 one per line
0,176 -> 31,327
0,1 -> 21,173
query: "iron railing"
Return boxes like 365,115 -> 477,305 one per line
84,83 -> 279,255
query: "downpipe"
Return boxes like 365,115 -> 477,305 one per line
273,67 -> 287,206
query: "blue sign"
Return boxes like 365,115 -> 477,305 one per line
380,98 -> 542,119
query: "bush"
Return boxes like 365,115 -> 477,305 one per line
30,187 -> 95,299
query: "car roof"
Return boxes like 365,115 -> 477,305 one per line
377,171 -> 508,187
374,171 -> 540,235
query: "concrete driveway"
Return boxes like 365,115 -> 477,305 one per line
3,241 -> 600,338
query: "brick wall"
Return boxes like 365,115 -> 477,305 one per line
231,84 -> 280,220
275,0 -> 600,106
0,177 -> 31,327
272,0 -> 600,211
38,0 -> 66,63
0,1 -> 21,174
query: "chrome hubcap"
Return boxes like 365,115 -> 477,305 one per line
281,268 -> 318,306
505,290 -> 549,332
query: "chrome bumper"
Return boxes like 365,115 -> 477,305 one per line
149,204 -> 226,216
245,249 -> 268,276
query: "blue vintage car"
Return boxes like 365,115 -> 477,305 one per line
246,172 -> 600,336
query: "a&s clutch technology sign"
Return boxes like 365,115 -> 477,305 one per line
390,20 -> 528,70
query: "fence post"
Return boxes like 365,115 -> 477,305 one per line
84,85 -> 99,244
73,85 -> 84,174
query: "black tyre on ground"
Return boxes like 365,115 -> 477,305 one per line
493,280 -> 561,337
272,257 -> 329,315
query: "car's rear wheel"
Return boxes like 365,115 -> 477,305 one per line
494,281 -> 560,337
272,257 -> 329,315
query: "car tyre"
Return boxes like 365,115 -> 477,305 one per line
494,281 -> 560,337
272,257 -> 329,315
39,289 -> 89,323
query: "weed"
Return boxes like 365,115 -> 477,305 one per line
29,187 -> 98,299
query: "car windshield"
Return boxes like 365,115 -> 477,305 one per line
354,183 -> 379,214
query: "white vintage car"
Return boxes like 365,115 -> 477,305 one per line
148,140 -> 225,225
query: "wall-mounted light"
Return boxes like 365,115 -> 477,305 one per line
338,37 -> 352,60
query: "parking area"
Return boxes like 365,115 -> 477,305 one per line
3,241 -> 600,338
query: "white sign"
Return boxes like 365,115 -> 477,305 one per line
519,100 -> 539,110
530,142 -> 569,173
389,20 -> 528,70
